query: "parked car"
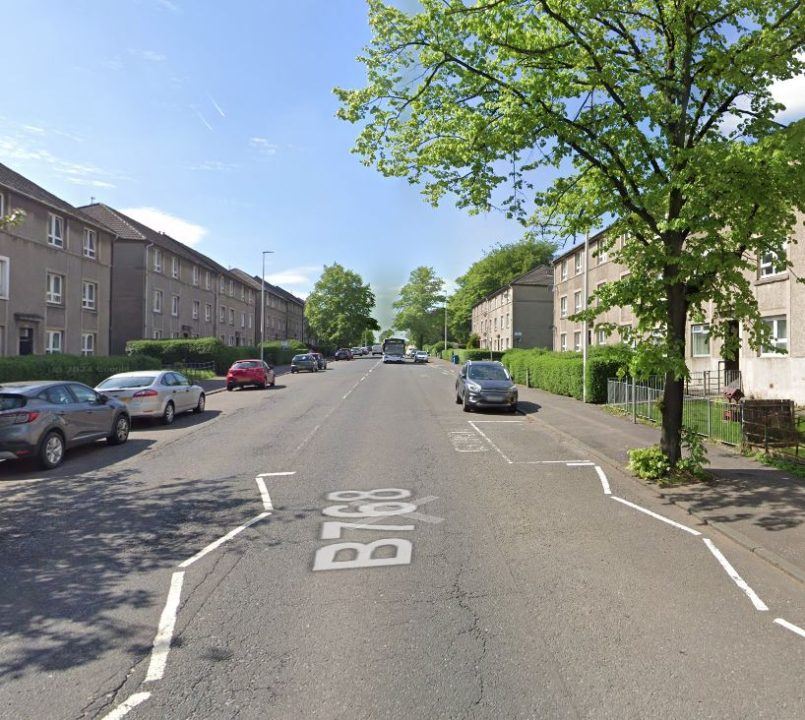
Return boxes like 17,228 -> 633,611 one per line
96,370 -> 205,425
310,352 -> 327,370
0,381 -> 131,469
414,350 -> 429,363
334,348 -> 353,361
407,347 -> 418,358
351,346 -> 364,356
455,361 -> 518,413
371,344 -> 383,356
226,359 -> 275,391
291,354 -> 319,373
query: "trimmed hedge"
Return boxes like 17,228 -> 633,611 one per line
502,345 -> 631,403
440,348 -> 506,362
0,354 -> 161,387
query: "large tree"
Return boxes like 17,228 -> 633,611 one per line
336,0 -> 805,465
393,266 -> 446,348
449,238 -> 556,341
305,263 -> 379,349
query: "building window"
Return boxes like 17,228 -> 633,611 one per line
0,256 -> 9,299
219,305 -> 226,322
560,333 -> 567,351
506,313 -> 509,329
248,314 -> 252,329
83,229 -> 97,259
0,192 -> 4,217
48,214 -> 64,248
81,332 -> 95,356
153,329 -> 163,339
46,330 -> 63,354
760,249 -> 786,277
596,328 -> 608,345
241,285 -> 245,301
219,276 -> 225,293
574,252 -> 582,274
574,290 -> 582,313
192,265 -> 199,286
229,335 -> 235,346
561,260 -> 568,281
82,280 -> 97,310
192,300 -> 200,320
574,331 -> 582,351
171,256 -> 179,279
229,308 -> 235,325
229,279 -> 234,297
691,324 -> 710,357
761,316 -> 788,355
46,272 -> 64,304
171,295 -> 179,316
205,303 -> 212,322
597,242 -> 608,265
560,296 -> 568,317
153,249 -> 162,273
241,312 -> 246,328
153,289 -> 163,313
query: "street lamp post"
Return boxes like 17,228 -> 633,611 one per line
443,303 -> 448,353
260,250 -> 274,364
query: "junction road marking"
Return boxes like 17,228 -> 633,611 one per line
595,465 -> 612,495
178,512 -> 270,568
611,496 -> 701,536
774,618 -> 805,639
99,692 -> 152,720
255,478 -> 273,511
257,471 -> 296,477
703,538 -> 768,611
468,421 -> 513,463
449,431 -> 488,452
144,571 -> 185,682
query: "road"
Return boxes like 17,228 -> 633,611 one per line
1,357 -> 803,719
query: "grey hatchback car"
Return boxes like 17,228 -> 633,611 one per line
0,381 -> 131,469
290,354 -> 319,373
455,361 -> 518,413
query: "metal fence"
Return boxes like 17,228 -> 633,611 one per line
166,361 -> 217,383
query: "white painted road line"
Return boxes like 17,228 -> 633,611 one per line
567,462 -> 595,467
178,512 -> 270,569
257,471 -> 296,477
255,478 -> 273,511
611,496 -> 701,536
99,692 -> 152,720
468,421 -> 512,464
703,538 -> 769,611
774,618 -> 805,639
144,571 -> 185,682
517,460 -> 590,464
595,465 -> 612,495
469,420 -> 523,423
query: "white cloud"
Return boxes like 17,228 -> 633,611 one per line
156,0 -> 180,11
772,72 -> 805,120
66,177 -> 116,189
264,265 -> 320,296
121,207 -> 208,247
250,137 -> 279,156
193,109 -> 214,131
129,49 -> 166,62
208,94 -> 226,118
188,160 -> 238,172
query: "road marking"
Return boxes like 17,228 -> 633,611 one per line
703,538 -> 768,611
256,471 -> 296,477
566,461 -> 595,466
516,459 -> 590,464
99,692 -> 152,720
469,420 -> 523,423
468,421 -> 512,464
611,496 -> 701,536
595,465 -> 612,495
178,512 -> 270,568
255,478 -> 273,511
449,431 -> 488,452
144,571 -> 185,682
774,618 -> 805,638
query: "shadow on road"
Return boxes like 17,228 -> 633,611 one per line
130,409 -> 222,431
516,401 -> 542,416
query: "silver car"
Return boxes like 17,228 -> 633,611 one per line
96,370 -> 205,425
0,381 -> 130,469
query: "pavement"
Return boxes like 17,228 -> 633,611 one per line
0,356 -> 803,719
440,358 -> 805,585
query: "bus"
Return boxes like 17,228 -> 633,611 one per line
382,337 -> 406,364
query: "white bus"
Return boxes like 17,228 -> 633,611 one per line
382,337 -> 406,364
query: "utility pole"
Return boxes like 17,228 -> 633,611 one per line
444,303 -> 448,351
260,250 -> 274,363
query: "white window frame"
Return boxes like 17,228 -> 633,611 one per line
690,324 -> 711,357
219,276 -> 225,293
172,256 -> 180,279
241,311 -> 246,328
574,290 -> 582,313
560,333 -> 567,351
153,289 -> 163,313
560,296 -> 568,318
248,314 -> 252,329
205,303 -> 212,322
0,192 -> 4,217
46,329 -> 63,354
82,280 -> 97,311
153,329 -> 163,339
596,327 -> 608,345
83,228 -> 97,259
171,294 -> 180,317
46,272 -> 64,305
573,331 -> 582,351
48,214 -> 64,248
192,300 -> 200,320
760,248 -> 787,278
81,332 -> 96,356
153,248 -> 162,273
192,265 -> 199,286
561,260 -> 568,281
574,252 -> 582,274
229,279 -> 234,297
760,316 -> 788,355
0,255 -> 9,299
229,308 -> 235,325
205,271 -> 211,290
219,305 -> 226,322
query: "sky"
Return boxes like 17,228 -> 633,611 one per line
1,1 -> 803,331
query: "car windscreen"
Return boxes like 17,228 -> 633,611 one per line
233,361 -> 259,369
0,394 -> 27,410
292,355 -> 307,362
467,365 -> 509,382
97,376 -> 155,389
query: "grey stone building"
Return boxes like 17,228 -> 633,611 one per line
228,268 -> 306,344
0,164 -> 114,357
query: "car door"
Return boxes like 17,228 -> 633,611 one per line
169,372 -> 193,412
457,366 -> 467,399
67,383 -> 114,439
262,362 -> 274,385
38,384 -> 82,444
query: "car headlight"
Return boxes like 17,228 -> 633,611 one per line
466,381 -> 481,393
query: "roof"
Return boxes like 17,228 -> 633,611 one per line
552,226 -> 610,265
79,203 -> 228,273
474,263 -> 553,306
0,162 -> 115,231
245,272 -> 305,307
228,267 -> 264,292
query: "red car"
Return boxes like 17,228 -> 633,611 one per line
226,360 -> 276,391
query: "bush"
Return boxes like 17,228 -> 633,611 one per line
440,348 -> 506,362
0,354 -> 161,387
466,333 -> 480,349
627,446 -> 671,479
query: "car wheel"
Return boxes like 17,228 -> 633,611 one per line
226,383 -> 234,392
462,395 -> 473,413
455,392 -> 462,404
162,401 -> 175,425
194,393 -> 206,413
269,379 -> 275,387
508,403 -> 518,413
108,414 -> 130,445
39,430 -> 65,469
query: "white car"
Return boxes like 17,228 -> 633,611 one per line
414,351 -> 429,363
96,370 -> 205,425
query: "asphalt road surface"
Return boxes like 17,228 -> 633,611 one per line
1,357 -> 803,720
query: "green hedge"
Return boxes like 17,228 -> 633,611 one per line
502,345 -> 631,403
440,348 -> 506,362
0,354 -> 161,387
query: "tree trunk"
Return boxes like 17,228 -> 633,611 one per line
661,276 -> 688,466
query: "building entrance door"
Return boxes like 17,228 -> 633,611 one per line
19,327 -> 33,355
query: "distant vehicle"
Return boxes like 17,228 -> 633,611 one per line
97,370 -> 206,424
351,346 -> 364,356
334,348 -> 353,361
371,344 -> 383,356
291,354 -> 319,373
311,352 -> 327,370
225,360 -> 275,391
0,381 -> 130,469
406,346 -> 418,358
414,351 -> 429,363
382,337 -> 406,364
455,361 -> 518,413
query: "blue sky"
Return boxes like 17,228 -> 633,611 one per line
2,1 -> 803,330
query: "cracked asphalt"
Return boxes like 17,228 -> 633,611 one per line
0,357 -> 803,719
